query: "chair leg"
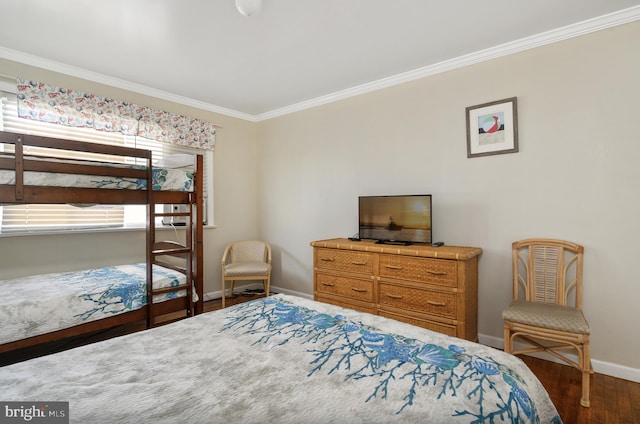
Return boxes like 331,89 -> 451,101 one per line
580,342 -> 591,407
221,279 -> 226,309
503,326 -> 512,354
221,280 -> 237,309
264,277 -> 270,297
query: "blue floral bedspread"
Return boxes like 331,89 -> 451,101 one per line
0,263 -> 187,345
0,294 -> 562,423
219,295 -> 562,423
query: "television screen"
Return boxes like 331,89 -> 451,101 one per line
358,195 -> 432,245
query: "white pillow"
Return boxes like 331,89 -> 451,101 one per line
154,154 -> 195,168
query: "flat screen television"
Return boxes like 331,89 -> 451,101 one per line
358,194 -> 432,245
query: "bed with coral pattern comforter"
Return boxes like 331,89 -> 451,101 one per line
0,263 -> 188,345
0,294 -> 561,423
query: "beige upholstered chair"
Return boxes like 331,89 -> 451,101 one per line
221,240 -> 272,308
503,238 -> 592,407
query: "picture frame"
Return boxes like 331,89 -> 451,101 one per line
466,97 -> 518,158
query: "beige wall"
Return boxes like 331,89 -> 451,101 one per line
1,21 -> 639,376
0,58 -> 260,295
256,22 -> 640,372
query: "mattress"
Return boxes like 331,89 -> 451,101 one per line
0,263 -> 191,345
0,154 -> 194,192
0,168 -> 193,192
0,294 -> 562,423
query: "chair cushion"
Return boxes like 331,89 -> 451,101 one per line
503,300 -> 590,335
224,261 -> 270,277
231,241 -> 267,263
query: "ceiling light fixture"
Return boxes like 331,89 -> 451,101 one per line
235,0 -> 262,17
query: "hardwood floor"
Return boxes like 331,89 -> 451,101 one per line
519,355 -> 640,424
2,292 -> 638,424
203,291 -> 266,312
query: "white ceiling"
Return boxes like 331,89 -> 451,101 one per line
1,0 -> 639,121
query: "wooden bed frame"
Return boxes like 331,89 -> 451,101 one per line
0,130 -> 204,354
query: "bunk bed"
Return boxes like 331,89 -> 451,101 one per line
0,294 -> 562,423
0,130 -> 204,354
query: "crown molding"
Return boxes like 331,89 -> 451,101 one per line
1,5 -> 639,123
0,46 -> 254,122
254,5 -> 640,122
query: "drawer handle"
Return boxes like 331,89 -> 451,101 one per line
320,281 -> 335,287
320,257 -> 335,262
384,265 -> 447,276
351,287 -> 366,293
351,261 -> 367,265
427,300 -> 446,306
386,294 -> 403,299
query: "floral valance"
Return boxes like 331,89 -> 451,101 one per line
16,78 -> 216,150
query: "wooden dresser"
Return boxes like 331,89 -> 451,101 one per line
311,238 -> 482,341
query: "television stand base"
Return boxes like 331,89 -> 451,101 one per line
375,240 -> 412,246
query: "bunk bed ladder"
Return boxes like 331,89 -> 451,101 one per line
145,154 -> 203,328
148,195 -> 196,328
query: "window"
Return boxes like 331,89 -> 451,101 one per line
0,91 -> 213,234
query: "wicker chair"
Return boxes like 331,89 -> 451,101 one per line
503,238 -> 592,407
221,240 -> 272,308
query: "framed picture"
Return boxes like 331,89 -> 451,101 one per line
466,97 -> 518,158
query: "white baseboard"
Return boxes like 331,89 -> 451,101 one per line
202,284 -> 313,303
479,334 -> 640,383
204,285 -> 639,383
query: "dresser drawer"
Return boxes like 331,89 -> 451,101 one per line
379,255 -> 457,287
378,283 -> 456,319
379,309 -> 457,337
315,248 -> 374,275
316,273 -> 374,302
316,293 -> 377,315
